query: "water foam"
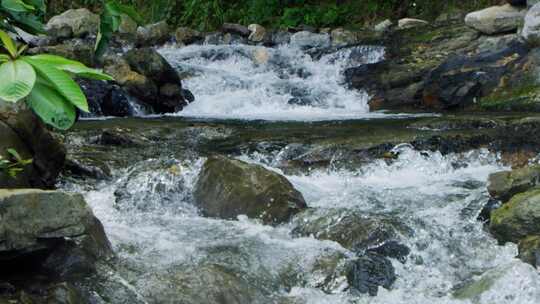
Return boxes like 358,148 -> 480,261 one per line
159,44 -> 391,121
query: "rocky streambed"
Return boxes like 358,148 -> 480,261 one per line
3,114 -> 537,303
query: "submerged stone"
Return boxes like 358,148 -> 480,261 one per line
347,253 -> 396,296
194,155 -> 307,225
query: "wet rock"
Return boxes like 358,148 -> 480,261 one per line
367,241 -> 411,263
518,235 -> 540,267
290,31 -> 330,49
477,198 -> 502,223
0,103 -> 66,189
490,189 -> 540,243
194,155 -> 307,225
347,253 -> 396,296
100,129 -> 149,147
28,38 -> 96,66
522,3 -> 540,46
248,24 -> 267,42
204,32 -> 225,45
0,121 -> 34,188
374,19 -> 393,32
123,48 -> 190,113
465,4 -> 526,34
117,14 -> 138,41
330,28 -> 357,46
487,165 -> 540,202
270,31 -> 292,45
136,21 -> 169,46
398,18 -> 429,30
46,8 -> 99,39
175,27 -> 204,44
78,79 -> 135,117
291,208 -> 411,253
223,23 -> 250,37
64,158 -> 112,180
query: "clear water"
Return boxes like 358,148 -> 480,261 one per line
61,146 -> 540,303
159,44 -> 392,121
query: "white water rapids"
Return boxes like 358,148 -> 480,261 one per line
159,43 -> 392,121
62,147 -> 540,303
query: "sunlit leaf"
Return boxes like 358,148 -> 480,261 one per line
0,29 -> 18,57
29,54 -> 114,80
0,59 -> 36,102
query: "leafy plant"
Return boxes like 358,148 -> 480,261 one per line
95,0 -> 143,58
0,148 -> 32,178
0,29 -> 113,130
0,0 -> 46,35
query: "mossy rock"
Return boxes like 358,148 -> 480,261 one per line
194,155 -> 307,225
487,165 -> 540,202
490,189 -> 540,244
518,235 -> 540,268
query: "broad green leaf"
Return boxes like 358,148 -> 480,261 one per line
28,54 -> 114,80
0,59 -> 36,102
22,57 -> 89,112
25,0 -> 44,12
95,8 -> 114,59
0,29 -> 17,57
0,54 -> 9,62
7,11 -> 45,34
1,0 -> 34,12
26,82 -> 76,130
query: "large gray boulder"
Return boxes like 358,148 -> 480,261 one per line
194,155 -> 307,225
46,8 -> 99,39
465,4 -> 526,34
487,165 -> 540,202
490,189 -> 540,243
522,3 -> 540,46
136,21 -> 170,46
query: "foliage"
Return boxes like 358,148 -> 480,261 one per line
95,0 -> 143,58
0,148 -> 32,178
0,0 -> 46,35
0,29 -> 113,130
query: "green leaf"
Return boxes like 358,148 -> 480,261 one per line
26,82 -> 76,130
28,54 -> 113,80
1,0 -> 34,13
95,7 -> 114,59
22,57 -> 89,112
0,29 -> 18,57
6,148 -> 22,161
25,0 -> 44,13
7,11 -> 45,34
0,59 -> 36,102
0,54 -> 9,62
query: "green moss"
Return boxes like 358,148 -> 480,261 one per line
479,84 -> 540,112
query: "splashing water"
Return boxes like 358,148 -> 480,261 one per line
61,145 -> 540,303
159,44 -> 392,121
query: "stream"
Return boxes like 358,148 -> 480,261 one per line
61,41 -> 540,303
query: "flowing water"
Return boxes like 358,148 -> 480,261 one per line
62,41 -> 540,303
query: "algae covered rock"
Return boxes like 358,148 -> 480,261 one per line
518,235 -> 540,267
194,155 -> 307,225
487,165 -> 540,202
490,189 -> 540,243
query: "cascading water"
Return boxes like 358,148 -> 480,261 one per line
61,144 -> 540,304
159,43 -> 389,121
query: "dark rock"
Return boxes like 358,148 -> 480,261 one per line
78,79 -> 135,117
347,253 -> 396,296
64,158 -> 112,180
136,21 -> 170,47
508,0 -> 527,6
0,103 -> 66,189
194,155 -> 307,225
100,129 -> 149,147
28,38 -> 96,67
367,241 -> 411,263
222,23 -> 251,37
477,198 -> 502,223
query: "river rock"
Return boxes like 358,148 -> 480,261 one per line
175,27 -> 204,44
522,2 -> 540,46
248,24 -> 267,42
78,79 -> 135,117
290,31 -> 330,49
223,23 -> 250,36
490,189 -> 540,243
291,208 -> 411,253
136,21 -> 170,46
0,103 -> 66,189
487,165 -> 540,202
465,4 -> 526,35
330,28 -> 357,46
518,235 -> 540,267
46,8 -> 99,39
398,18 -> 429,30
347,253 -> 396,296
123,48 -> 191,113
118,14 -> 138,40
28,38 -> 96,66
193,155 -> 307,225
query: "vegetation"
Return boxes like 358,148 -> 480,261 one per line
47,0 -> 500,31
0,148 -> 32,178
0,29 -> 112,130
0,0 -> 46,35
